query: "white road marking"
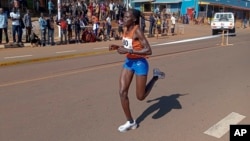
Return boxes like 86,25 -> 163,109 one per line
152,35 -> 220,46
4,55 -> 33,59
56,50 -> 76,54
94,47 -> 108,50
204,112 -> 246,138
2,35 -> 220,61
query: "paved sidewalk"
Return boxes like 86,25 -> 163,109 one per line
0,23 -> 211,49
0,23 -> 214,67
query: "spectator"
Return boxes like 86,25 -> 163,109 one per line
10,7 -> 21,44
13,0 -> 20,9
74,16 -> 81,44
18,9 -> 24,43
162,16 -> 167,34
88,1 -> 94,16
36,0 -> 40,12
95,3 -> 99,20
67,15 -> 73,42
154,6 -> 160,16
243,17 -> 248,28
80,16 -> 86,32
59,16 -> 68,44
106,14 -> 111,40
118,3 -> 124,19
149,13 -> 155,37
38,12 -> 47,46
109,1 -> 114,20
170,14 -> 176,36
193,10 -> 196,20
48,0 -> 54,15
118,17 -> 123,39
23,9 -> 32,43
156,15 -> 161,35
92,14 -> 99,37
47,15 -> 55,46
114,3 -> 119,21
0,8 -> 9,44
140,13 -> 146,33
72,2 -> 77,17
100,3 -> 106,20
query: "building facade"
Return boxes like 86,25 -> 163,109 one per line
131,0 -> 250,20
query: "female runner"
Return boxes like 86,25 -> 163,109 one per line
109,9 -> 165,132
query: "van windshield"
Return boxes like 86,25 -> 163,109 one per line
216,14 -> 232,19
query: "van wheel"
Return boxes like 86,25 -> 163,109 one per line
229,28 -> 236,36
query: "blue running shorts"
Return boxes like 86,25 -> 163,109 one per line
123,57 -> 149,76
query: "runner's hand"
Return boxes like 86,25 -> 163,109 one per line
109,44 -> 120,51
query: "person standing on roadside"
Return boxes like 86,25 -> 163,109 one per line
170,14 -> 176,36
0,8 -> 9,44
36,0 -> 40,12
23,9 -> 32,43
74,16 -> 81,44
59,15 -> 68,44
48,0 -> 54,15
109,9 -> 165,132
10,7 -> 21,44
47,15 -> 55,46
149,13 -> 155,37
140,13 -> 146,33
109,1 -> 114,20
106,14 -> 112,40
117,17 -> 123,39
66,14 -> 73,42
38,13 -> 47,46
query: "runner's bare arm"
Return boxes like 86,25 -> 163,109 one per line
132,28 -> 152,55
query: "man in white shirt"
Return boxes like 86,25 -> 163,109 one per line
109,1 -> 114,20
10,7 -> 21,43
170,14 -> 176,36
106,15 -> 112,40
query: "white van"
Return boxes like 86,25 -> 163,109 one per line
211,12 -> 236,35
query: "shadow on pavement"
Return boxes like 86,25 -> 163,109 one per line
136,93 -> 188,125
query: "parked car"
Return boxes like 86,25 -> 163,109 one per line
211,12 -> 236,36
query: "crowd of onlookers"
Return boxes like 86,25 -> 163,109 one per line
0,0 -> 128,46
0,0 -> 181,47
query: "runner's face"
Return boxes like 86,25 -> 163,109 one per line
123,11 -> 134,26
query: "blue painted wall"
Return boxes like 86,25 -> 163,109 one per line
181,0 -> 196,15
131,0 -> 249,16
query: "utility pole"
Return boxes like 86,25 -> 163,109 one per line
58,0 -> 61,37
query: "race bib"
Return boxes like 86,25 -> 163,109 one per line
122,37 -> 133,49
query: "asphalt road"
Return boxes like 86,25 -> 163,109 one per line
0,25 -> 249,141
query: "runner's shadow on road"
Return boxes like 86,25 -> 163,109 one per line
136,93 -> 188,125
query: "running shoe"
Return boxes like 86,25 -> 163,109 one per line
153,68 -> 165,79
118,120 -> 137,132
